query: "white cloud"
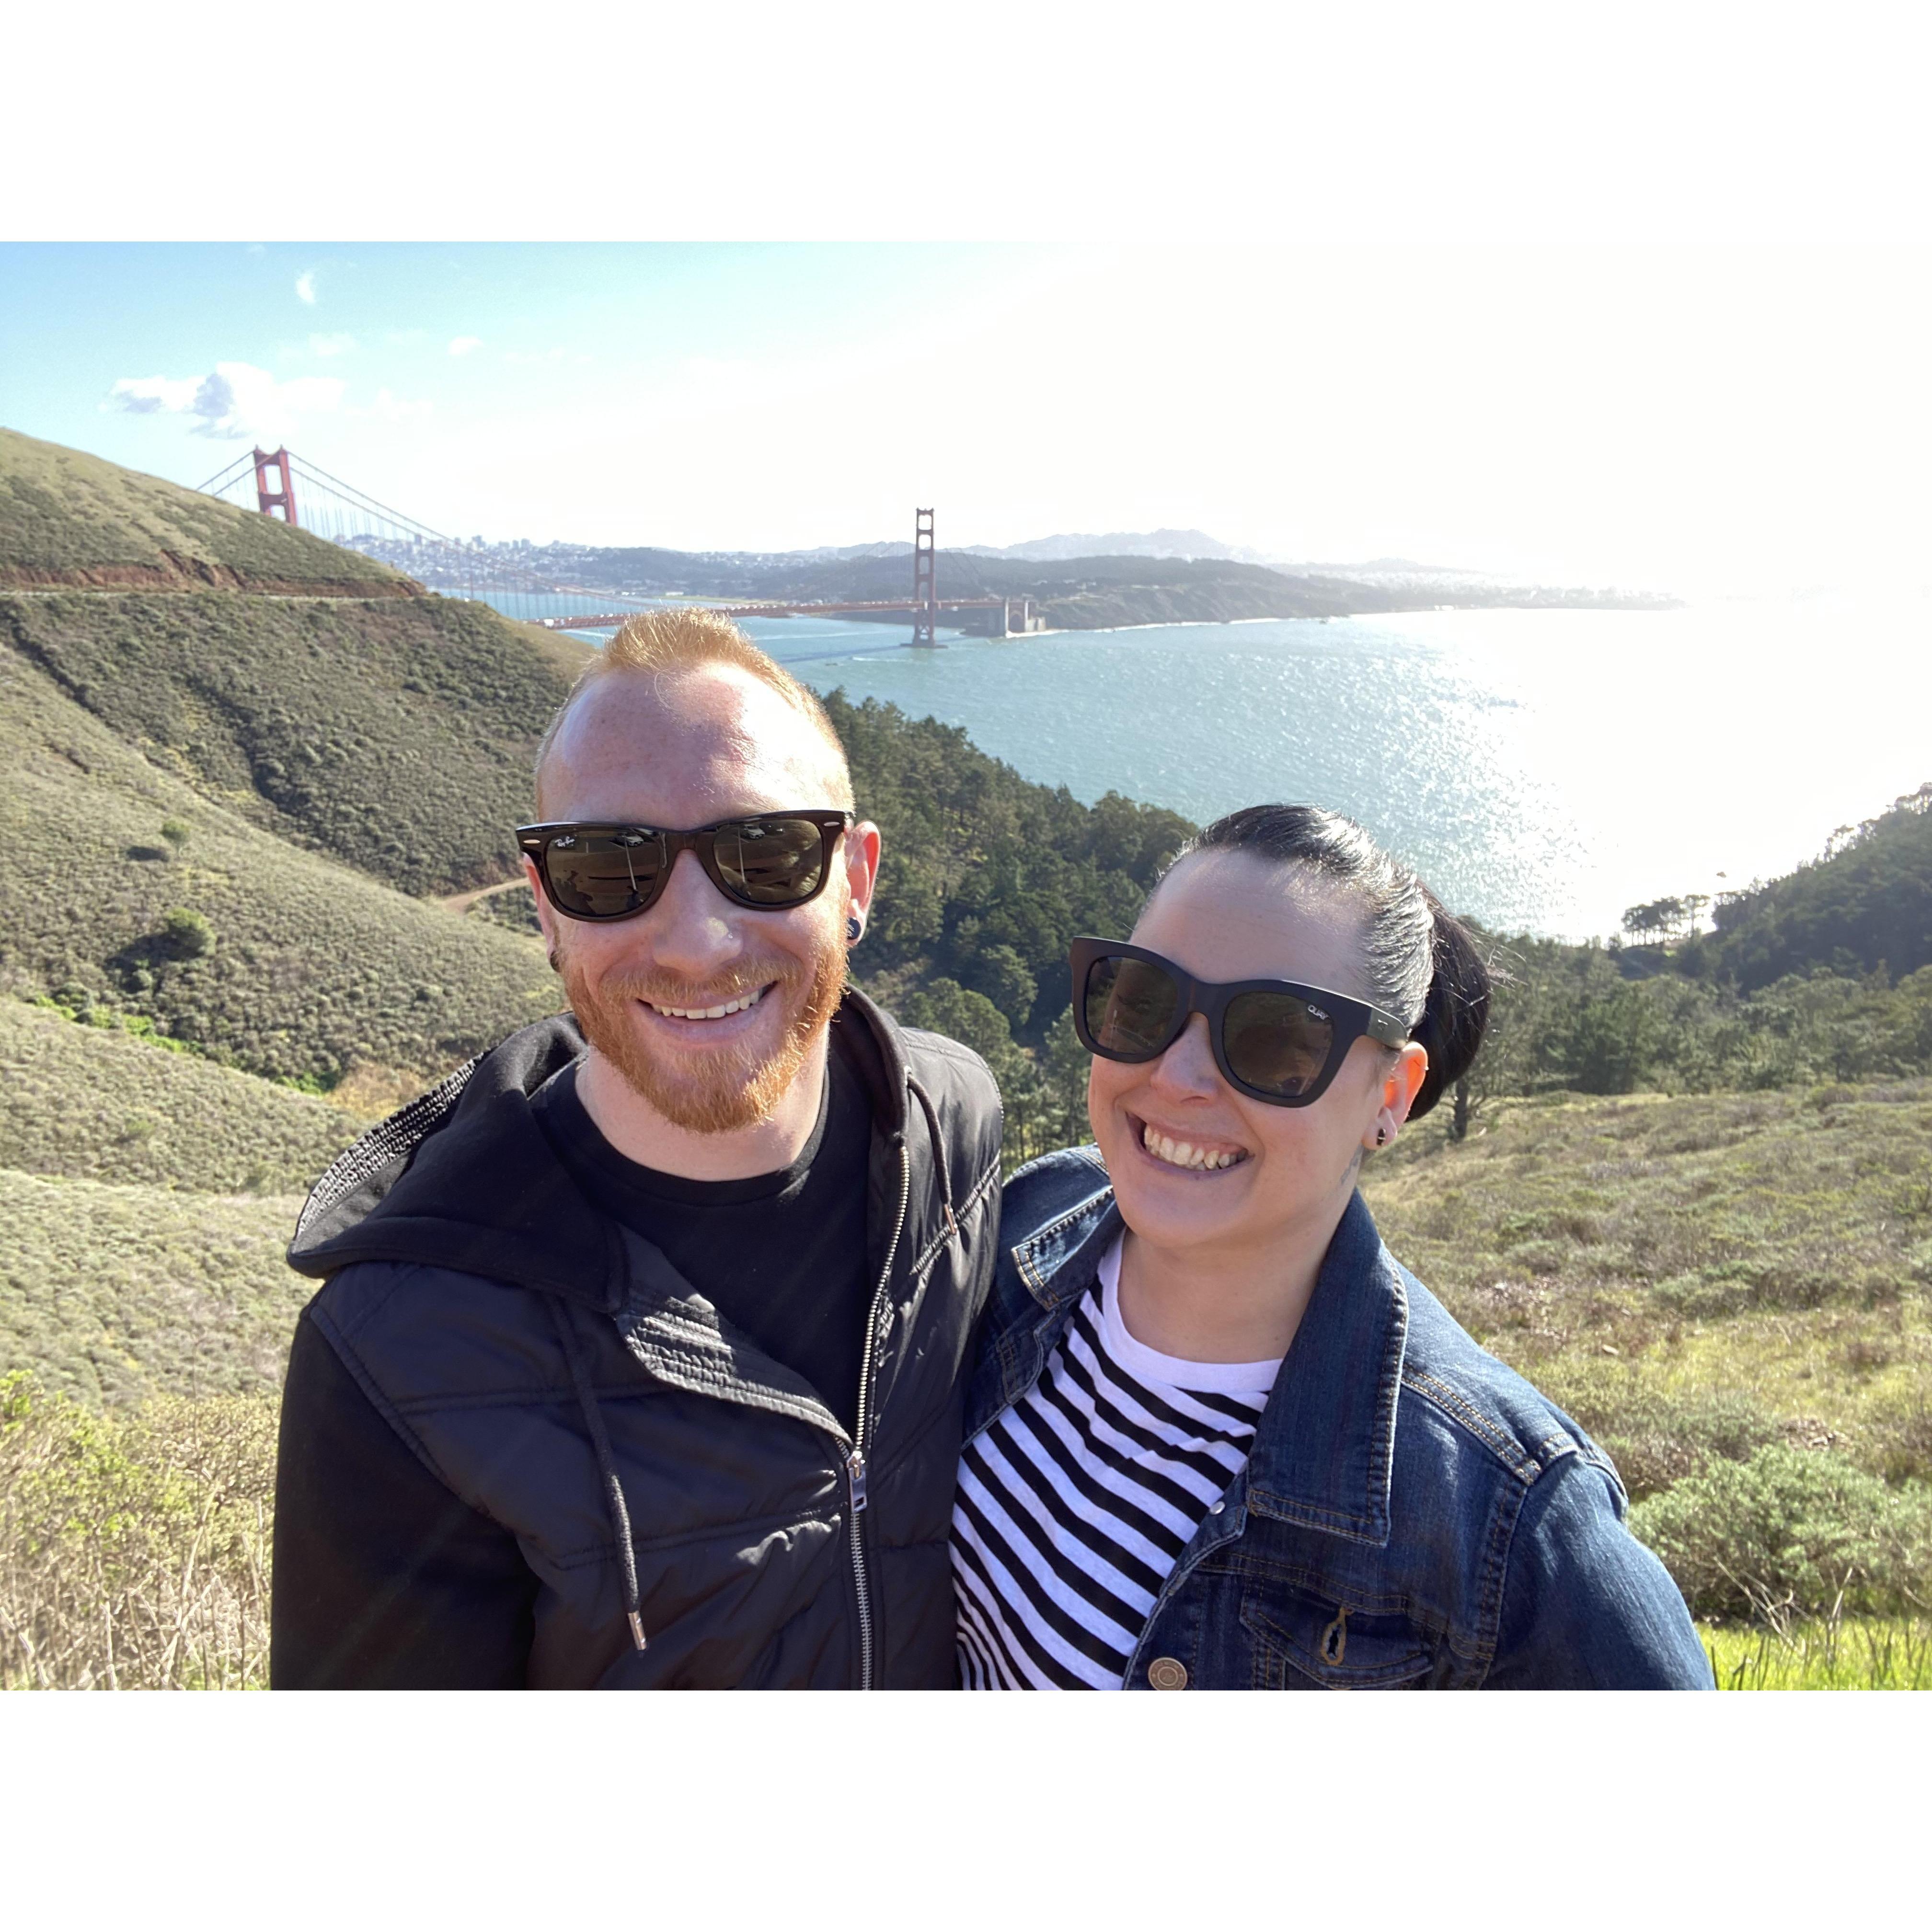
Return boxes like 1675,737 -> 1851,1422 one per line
104,360 -> 344,442
448,335 -> 483,356
295,272 -> 318,305
105,374 -> 202,415
308,332 -> 356,357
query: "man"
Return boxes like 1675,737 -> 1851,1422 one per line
272,610 -> 1003,1687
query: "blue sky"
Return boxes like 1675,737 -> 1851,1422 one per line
4,241 -> 1930,593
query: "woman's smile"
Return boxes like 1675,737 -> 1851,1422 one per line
1128,1111 -> 1253,1173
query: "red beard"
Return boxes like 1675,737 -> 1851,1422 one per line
558,933 -> 848,1136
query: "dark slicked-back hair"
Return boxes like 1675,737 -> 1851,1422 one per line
1167,804 -> 1491,1119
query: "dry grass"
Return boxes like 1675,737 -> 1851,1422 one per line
0,1375 -> 274,1690
0,997 -> 354,1190
1362,1081 -> 1932,1498
0,1168 -> 311,1407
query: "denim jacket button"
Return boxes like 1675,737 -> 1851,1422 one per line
1147,1657 -> 1189,1690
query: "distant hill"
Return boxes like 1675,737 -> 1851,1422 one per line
0,427 -> 412,597
528,535 -> 1675,625
564,543 -> 1405,625
959,528 -> 1270,565
1707,787 -> 1932,990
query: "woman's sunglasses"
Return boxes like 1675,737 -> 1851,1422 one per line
1070,936 -> 1412,1108
517,812 -> 852,922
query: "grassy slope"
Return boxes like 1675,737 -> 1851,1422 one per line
0,1171 -> 306,1407
0,591 -> 580,897
0,999 -> 353,1193
0,993 -> 366,1410
0,636 -> 559,1085
0,426 -> 408,595
1361,1081 -> 1932,1496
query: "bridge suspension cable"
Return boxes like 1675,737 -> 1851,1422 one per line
195,447 -> 665,626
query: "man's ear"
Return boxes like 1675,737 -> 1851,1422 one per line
845,819 -> 883,923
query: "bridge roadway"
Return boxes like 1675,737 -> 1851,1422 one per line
534,596 -> 1012,631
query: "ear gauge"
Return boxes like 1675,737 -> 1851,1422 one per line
846,915 -> 863,943
1375,1127 -> 1388,1147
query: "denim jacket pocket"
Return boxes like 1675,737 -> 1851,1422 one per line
1240,1591 -> 1434,1690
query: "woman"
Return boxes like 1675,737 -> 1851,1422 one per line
953,805 -> 1709,1690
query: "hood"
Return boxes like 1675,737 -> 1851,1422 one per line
287,988 -> 912,1311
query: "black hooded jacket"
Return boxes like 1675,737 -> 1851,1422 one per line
273,990 -> 1002,1689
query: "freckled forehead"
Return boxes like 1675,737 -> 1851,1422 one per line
1134,850 -> 1374,998
541,665 -> 841,823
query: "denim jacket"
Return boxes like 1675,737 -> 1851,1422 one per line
965,1148 -> 1713,1690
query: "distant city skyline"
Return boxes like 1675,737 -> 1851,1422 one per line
2,242 -> 1929,597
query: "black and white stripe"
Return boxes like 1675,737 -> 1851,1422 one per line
953,1240 -> 1276,1690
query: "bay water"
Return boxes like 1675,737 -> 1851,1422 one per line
518,592 -> 1932,942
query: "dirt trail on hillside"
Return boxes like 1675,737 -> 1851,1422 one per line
439,877 -> 530,915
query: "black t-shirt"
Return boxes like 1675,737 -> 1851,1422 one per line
529,1047 -> 874,1436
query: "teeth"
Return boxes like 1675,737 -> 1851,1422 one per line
1142,1123 -> 1246,1172
652,986 -> 766,1021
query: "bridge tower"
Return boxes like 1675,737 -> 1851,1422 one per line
252,447 -> 299,526
912,507 -> 936,646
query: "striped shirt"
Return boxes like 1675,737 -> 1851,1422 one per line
953,1237 -> 1279,1690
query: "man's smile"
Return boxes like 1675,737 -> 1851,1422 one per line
642,984 -> 770,1022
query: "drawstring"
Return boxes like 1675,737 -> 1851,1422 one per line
548,1299 -> 647,1653
906,1075 -> 958,1239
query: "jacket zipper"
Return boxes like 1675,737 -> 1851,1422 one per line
846,1136 -> 911,1690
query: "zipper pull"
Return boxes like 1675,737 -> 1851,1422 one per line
846,1449 -> 868,1514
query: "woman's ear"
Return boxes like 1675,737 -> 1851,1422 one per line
1367,1041 -> 1429,1148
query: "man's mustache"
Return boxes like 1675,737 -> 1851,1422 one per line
594,958 -> 802,1012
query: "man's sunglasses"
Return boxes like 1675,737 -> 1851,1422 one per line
517,812 -> 852,922
1070,936 -> 1412,1108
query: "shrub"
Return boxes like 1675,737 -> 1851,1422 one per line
159,817 -> 191,851
1631,1445 -> 1932,1622
1584,1386 -> 1784,1501
160,907 -> 215,958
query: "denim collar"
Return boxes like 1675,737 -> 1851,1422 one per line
1009,1182 -> 1409,1549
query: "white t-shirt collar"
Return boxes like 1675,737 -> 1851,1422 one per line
1095,1235 -> 1280,1398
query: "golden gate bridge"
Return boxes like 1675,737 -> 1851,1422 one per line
196,447 -> 1037,644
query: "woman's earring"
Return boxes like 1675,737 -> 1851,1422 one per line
846,915 -> 862,943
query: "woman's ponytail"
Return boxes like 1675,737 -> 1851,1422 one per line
1406,887 -> 1491,1119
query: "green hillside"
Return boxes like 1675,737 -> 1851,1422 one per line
2,589 -> 586,896
0,1172 -> 307,1407
0,426 -> 410,596
0,636 -> 557,1086
0,426 -> 597,897
0,999 -> 353,1193
1709,786 -> 1932,989
1365,1081 -> 1932,1625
